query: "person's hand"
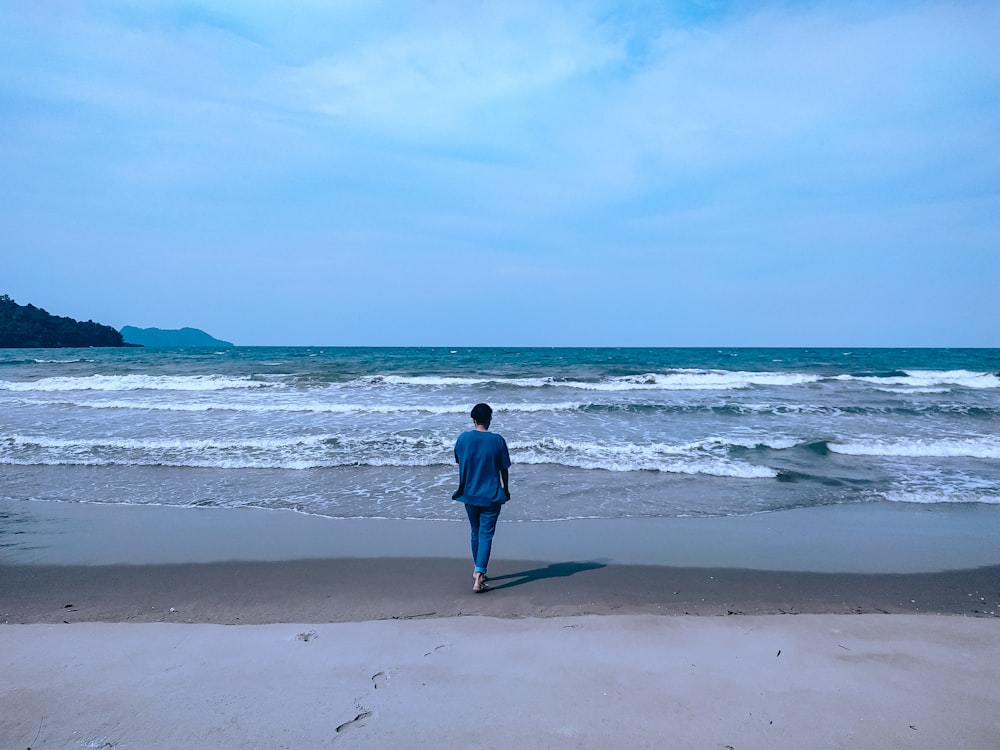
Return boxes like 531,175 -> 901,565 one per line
503,487 -> 511,501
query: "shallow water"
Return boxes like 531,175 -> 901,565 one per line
2,347 -> 998,520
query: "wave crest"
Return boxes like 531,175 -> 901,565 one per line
0,374 -> 269,392
837,369 -> 1000,389
828,436 -> 1000,459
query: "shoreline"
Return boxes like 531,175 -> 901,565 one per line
3,497 -> 998,623
4,497 -> 1000,572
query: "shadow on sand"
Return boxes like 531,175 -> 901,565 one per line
487,560 -> 608,590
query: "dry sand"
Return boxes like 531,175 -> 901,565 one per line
3,615 -> 998,749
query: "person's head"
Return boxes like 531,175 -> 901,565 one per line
470,402 -> 493,429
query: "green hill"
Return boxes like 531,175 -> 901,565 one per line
0,295 -> 130,348
120,326 -> 234,348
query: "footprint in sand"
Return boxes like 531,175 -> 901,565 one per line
335,710 -> 373,734
371,671 -> 388,689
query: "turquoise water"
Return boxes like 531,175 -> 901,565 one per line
2,347 -> 998,520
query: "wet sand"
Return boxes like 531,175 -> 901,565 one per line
4,557 -> 999,624
4,497 -> 998,622
4,497 -> 1000,572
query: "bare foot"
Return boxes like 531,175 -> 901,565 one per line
473,572 -> 490,593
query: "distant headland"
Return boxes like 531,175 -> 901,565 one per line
0,294 -> 131,348
120,326 -> 234,348
0,295 -> 235,349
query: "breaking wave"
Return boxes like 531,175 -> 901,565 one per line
0,374 -> 269,392
1,432 -> 781,478
827,436 -> 1000,459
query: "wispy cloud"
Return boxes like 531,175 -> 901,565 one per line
277,3 -> 624,138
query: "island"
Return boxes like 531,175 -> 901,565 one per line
0,295 -> 131,348
120,326 -> 234,348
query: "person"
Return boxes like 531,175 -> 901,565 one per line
452,403 -> 511,593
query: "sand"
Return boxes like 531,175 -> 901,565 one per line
3,616 -> 998,749
4,558 -> 1000,624
5,498 -> 1000,573
2,499 -> 999,748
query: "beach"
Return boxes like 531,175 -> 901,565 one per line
3,500 -> 999,748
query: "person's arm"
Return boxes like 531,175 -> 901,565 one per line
500,467 -> 510,500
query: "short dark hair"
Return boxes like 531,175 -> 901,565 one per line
471,403 -> 493,427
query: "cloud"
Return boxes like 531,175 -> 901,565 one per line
559,3 -> 1000,198
276,3 -> 625,140
1,1 -> 998,345
7,1 -> 996,209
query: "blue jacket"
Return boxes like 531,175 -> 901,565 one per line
452,429 -> 511,506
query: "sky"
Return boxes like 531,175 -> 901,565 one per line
2,1 -> 998,347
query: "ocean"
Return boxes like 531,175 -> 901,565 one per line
2,347 -> 998,522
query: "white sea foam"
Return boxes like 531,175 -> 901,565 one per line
367,375 -> 497,387
2,430 -> 779,477
509,436 -> 778,478
0,454 -> 455,470
829,436 -> 1000,459
29,366 -> 989,396
355,370 -> 822,391
10,397 -> 586,415
515,451 -> 777,478
0,374 -> 269,392
5,433 -> 334,451
872,387 -> 952,394
838,370 -> 1000,389
584,370 -> 821,391
692,435 -> 803,451
0,448 -> 453,471
883,490 -> 1000,505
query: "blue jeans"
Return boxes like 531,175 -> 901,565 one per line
465,502 -> 503,574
